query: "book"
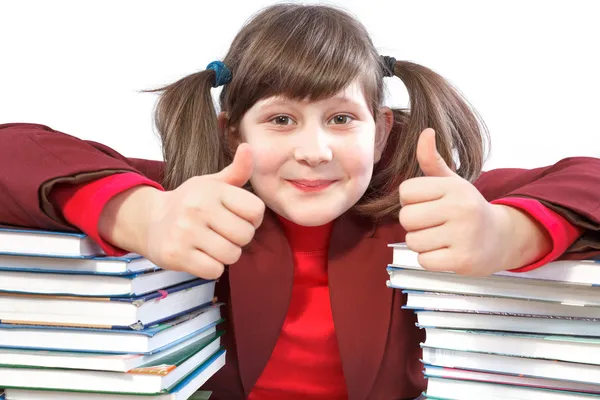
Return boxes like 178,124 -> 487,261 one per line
421,346 -> 600,386
387,266 -> 600,306
403,290 -> 600,319
422,327 -> 600,365
0,279 -> 215,329
0,253 -> 155,275
389,242 -> 600,285
416,310 -> 600,337
423,365 -> 600,394
0,303 -> 223,354
0,325 -> 218,372
424,376 -> 600,399
3,349 -> 225,399
0,332 -> 222,394
0,227 -> 103,257
0,269 -> 198,297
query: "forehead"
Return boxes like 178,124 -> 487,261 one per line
251,80 -> 368,111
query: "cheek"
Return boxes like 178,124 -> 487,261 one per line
339,135 -> 376,178
247,143 -> 287,189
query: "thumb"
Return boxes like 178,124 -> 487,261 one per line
416,128 -> 456,177
213,143 -> 254,187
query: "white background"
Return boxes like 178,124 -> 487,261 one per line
1,0 -> 599,170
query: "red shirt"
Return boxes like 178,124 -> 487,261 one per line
50,172 -> 582,398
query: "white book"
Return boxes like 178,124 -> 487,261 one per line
0,339 -> 224,395
423,327 -> 600,365
0,280 -> 215,329
0,269 -> 197,296
0,327 -> 219,372
422,346 -> 600,386
387,267 -> 600,306
0,253 -> 154,275
404,291 -> 600,319
424,365 -> 600,394
425,376 -> 600,399
389,242 -> 600,285
0,227 -> 103,257
0,303 -> 222,354
4,352 -> 223,400
416,310 -> 600,337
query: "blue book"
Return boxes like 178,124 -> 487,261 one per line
0,279 -> 216,330
0,303 -> 223,354
0,227 -> 104,257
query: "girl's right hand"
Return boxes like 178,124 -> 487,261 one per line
100,144 -> 265,279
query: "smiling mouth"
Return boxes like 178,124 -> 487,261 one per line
286,179 -> 337,192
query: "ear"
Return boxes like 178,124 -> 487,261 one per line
374,106 -> 394,163
218,111 -> 240,154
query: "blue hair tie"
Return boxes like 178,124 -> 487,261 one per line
206,61 -> 232,88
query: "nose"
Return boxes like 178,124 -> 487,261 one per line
293,127 -> 333,166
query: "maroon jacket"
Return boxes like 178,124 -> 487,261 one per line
1,122 -> 600,400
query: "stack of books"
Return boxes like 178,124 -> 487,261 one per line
387,243 -> 600,400
0,227 -> 225,400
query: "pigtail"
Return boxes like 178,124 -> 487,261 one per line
359,60 -> 490,220
395,60 -> 488,180
147,69 -> 226,190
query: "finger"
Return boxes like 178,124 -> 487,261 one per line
185,250 -> 225,280
398,201 -> 447,231
416,128 -> 456,178
211,143 -> 254,187
207,207 -> 256,247
220,187 -> 265,229
417,248 -> 482,276
416,248 -> 454,273
404,225 -> 450,254
193,227 -> 243,266
399,177 -> 447,207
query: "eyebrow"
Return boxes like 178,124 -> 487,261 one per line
256,95 -> 365,111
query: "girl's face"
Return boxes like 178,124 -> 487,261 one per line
237,81 -> 392,226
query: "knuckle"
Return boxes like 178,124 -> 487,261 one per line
202,262 -> 225,280
404,231 -> 416,249
226,246 -> 243,264
240,225 -> 256,246
398,206 -> 412,229
250,200 -> 266,226
219,244 -> 241,265
416,253 -> 431,270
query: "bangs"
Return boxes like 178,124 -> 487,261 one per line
223,4 -> 383,124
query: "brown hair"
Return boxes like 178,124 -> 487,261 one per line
148,3 -> 489,221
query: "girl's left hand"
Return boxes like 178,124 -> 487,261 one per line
398,129 -> 550,276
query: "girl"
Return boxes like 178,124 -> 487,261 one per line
2,4 -> 600,400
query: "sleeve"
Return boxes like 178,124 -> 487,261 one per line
0,122 -> 165,232
474,156 -> 600,261
50,173 -> 165,256
491,197 -> 583,272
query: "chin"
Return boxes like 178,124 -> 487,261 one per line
278,205 -> 344,227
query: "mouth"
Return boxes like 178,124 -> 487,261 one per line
286,179 -> 337,192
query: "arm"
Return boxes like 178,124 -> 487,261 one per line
475,156 -> 600,261
0,122 -> 164,231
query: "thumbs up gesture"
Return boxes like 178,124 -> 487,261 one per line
399,129 -> 523,276
140,143 -> 265,279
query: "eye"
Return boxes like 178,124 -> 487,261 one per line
328,114 -> 354,125
270,115 -> 295,126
